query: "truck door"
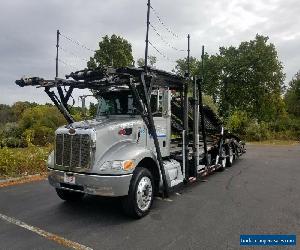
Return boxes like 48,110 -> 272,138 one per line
147,89 -> 171,157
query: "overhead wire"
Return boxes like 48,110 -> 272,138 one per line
147,4 -> 187,66
150,5 -> 180,39
59,47 -> 89,62
148,40 -> 175,62
57,58 -> 79,71
150,23 -> 185,52
60,33 -> 96,53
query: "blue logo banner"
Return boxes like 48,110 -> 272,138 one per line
240,235 -> 296,246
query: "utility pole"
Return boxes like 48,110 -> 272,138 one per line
144,0 -> 151,73
199,45 -> 209,168
184,34 -> 190,181
187,34 -> 190,77
79,94 -> 94,119
56,29 -> 60,78
55,29 -> 67,109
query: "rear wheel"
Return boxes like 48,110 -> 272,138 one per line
226,144 -> 234,167
122,167 -> 154,219
232,140 -> 239,160
218,147 -> 227,171
56,188 -> 85,201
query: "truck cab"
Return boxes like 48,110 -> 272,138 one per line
48,86 -> 183,218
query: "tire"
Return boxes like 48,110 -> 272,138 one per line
56,188 -> 85,202
232,140 -> 240,160
218,146 -> 227,171
122,167 -> 154,219
226,144 -> 234,167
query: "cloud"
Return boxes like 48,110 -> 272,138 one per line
0,0 -> 299,105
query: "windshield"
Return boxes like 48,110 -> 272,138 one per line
96,91 -> 137,117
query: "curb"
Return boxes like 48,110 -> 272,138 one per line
0,173 -> 47,188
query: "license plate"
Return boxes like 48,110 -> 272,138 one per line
64,173 -> 75,184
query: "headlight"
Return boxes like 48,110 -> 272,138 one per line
99,160 -> 135,171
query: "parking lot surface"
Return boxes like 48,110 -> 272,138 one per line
0,144 -> 299,250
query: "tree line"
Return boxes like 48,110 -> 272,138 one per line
86,34 -> 300,141
0,102 -> 87,147
1,34 -> 299,147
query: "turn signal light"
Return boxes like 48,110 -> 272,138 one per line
122,160 -> 135,171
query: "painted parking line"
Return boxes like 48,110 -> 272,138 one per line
0,213 -> 93,250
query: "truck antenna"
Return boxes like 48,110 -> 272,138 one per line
55,29 -> 60,78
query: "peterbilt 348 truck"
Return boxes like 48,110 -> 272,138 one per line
16,66 -> 245,218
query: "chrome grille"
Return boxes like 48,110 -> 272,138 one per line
80,134 -> 91,168
70,134 -> 81,167
55,134 -> 63,165
55,133 -> 92,168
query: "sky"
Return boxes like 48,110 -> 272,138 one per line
0,0 -> 299,106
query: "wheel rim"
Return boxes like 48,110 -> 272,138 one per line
221,148 -> 226,168
222,158 -> 226,168
136,176 -> 153,211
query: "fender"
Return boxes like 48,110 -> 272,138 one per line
92,140 -> 158,175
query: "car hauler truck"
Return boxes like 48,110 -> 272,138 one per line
16,65 -> 245,218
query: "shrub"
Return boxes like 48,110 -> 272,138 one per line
226,111 -> 300,142
0,122 -> 27,148
226,110 -> 249,136
19,106 -> 66,146
23,126 -> 54,146
0,145 -> 52,178
245,121 -> 271,141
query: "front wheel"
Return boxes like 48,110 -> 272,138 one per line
122,167 -> 154,219
56,188 -> 85,202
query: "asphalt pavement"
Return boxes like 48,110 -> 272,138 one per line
0,144 -> 299,250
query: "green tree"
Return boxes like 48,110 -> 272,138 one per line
174,35 -> 285,121
89,103 -> 97,118
137,56 -> 157,67
216,35 -> 285,121
19,105 -> 65,146
87,34 -> 134,69
0,104 -> 15,125
11,101 -> 37,119
173,56 -> 200,77
285,71 -> 300,117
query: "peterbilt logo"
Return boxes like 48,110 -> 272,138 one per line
68,128 -> 76,134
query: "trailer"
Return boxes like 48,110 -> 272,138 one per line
16,65 -> 245,218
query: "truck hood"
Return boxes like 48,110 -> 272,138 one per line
55,116 -> 145,174
63,116 -> 143,130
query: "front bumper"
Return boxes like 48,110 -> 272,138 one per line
48,168 -> 132,197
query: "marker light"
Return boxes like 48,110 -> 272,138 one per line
118,128 -> 132,136
122,160 -> 135,171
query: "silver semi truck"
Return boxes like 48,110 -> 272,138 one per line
16,66 -> 245,218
